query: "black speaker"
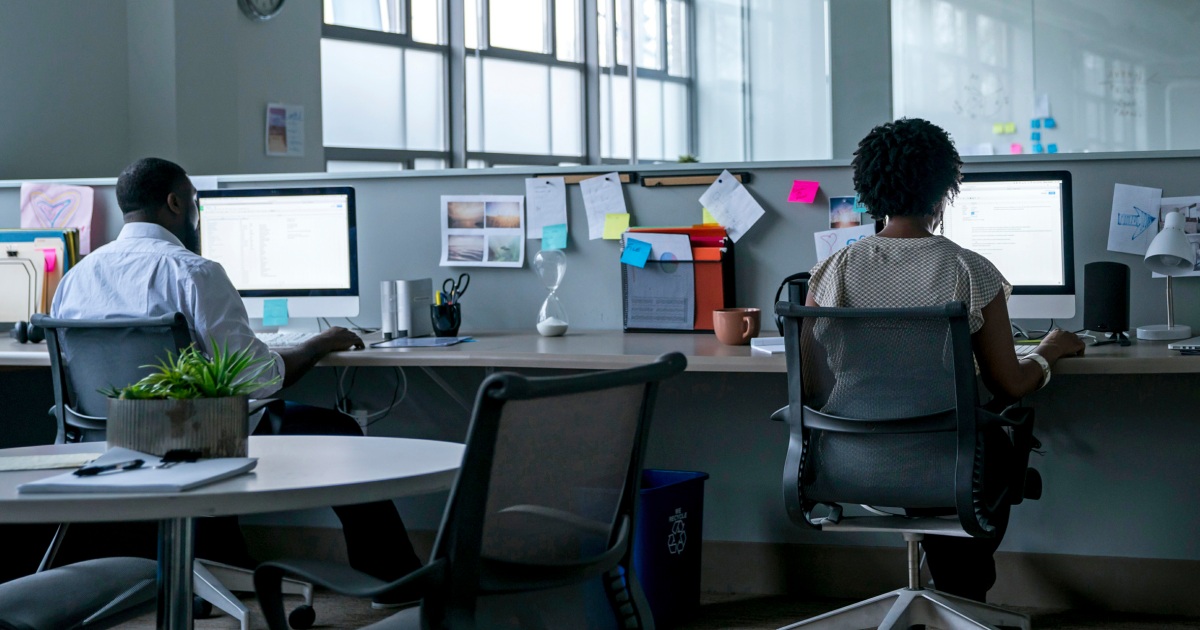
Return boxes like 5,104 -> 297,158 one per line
1084,262 -> 1130,342
8,321 -> 45,344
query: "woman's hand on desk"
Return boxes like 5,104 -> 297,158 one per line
1036,329 -> 1086,363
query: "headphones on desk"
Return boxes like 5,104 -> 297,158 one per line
9,321 -> 45,344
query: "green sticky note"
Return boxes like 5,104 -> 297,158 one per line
263,298 -> 289,327
603,213 -> 630,240
542,223 -> 567,250
992,123 -> 1004,135
702,207 -> 719,225
1003,122 -> 1017,134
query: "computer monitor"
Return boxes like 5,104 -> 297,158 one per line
197,187 -> 359,320
942,171 -> 1075,319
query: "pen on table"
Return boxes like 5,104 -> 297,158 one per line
73,459 -> 145,476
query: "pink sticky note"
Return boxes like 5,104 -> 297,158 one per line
40,248 -> 56,273
788,180 -> 820,203
1009,143 -> 1023,154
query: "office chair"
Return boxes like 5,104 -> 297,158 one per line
30,312 -> 315,630
772,302 -> 1038,630
256,352 -> 689,630
0,557 -> 157,629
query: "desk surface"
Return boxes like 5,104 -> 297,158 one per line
2,331 -> 1197,375
0,436 -> 464,524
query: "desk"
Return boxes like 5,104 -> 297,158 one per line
0,435 -> 464,630
3,331 -> 1197,374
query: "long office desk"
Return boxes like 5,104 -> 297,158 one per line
2,331 -> 1198,374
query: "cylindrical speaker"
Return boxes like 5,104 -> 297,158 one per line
1083,261 -> 1130,333
380,280 -> 398,340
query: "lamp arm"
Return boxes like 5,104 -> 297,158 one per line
1167,275 -> 1175,329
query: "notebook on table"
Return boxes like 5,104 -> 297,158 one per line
17,447 -> 257,494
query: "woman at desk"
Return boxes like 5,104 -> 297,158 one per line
805,118 -> 1085,602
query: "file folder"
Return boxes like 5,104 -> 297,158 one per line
622,226 -> 736,332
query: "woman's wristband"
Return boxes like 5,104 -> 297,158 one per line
1022,352 -> 1052,389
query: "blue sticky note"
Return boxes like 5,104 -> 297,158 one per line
1031,131 -> 1041,141
542,223 -> 568,250
263,299 -> 289,327
1044,117 -> 1056,129
1033,143 -> 1044,153
1047,143 -> 1058,153
1031,119 -> 1041,129
852,194 -> 868,213
620,238 -> 652,268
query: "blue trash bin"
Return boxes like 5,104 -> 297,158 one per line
634,469 -> 710,627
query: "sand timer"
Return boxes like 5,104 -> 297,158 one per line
534,249 -> 569,336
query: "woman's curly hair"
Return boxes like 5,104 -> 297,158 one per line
851,118 -> 962,221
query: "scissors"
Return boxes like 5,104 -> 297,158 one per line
442,273 -> 470,304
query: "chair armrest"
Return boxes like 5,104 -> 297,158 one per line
254,559 -> 444,630
977,406 -> 1033,428
770,406 -> 789,422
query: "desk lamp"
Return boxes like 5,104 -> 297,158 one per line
1137,211 -> 1197,340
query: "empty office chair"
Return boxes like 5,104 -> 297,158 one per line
256,352 -> 689,630
773,302 -> 1037,630
30,313 -> 314,630
0,557 -> 157,630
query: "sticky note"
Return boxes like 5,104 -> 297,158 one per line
853,194 -> 868,213
620,238 -> 652,268
992,123 -> 1004,135
1044,117 -> 1056,129
1031,119 -> 1041,129
602,213 -> 630,240
701,207 -> 719,225
1009,143 -> 1023,154
788,180 -> 820,203
40,249 -> 56,273
1003,122 -> 1017,134
1047,143 -> 1058,154
1031,131 -> 1041,141
542,223 -> 567,250
1033,143 -> 1044,153
263,299 -> 289,327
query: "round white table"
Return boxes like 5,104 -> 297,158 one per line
0,435 -> 465,630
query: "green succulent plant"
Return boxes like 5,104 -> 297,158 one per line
102,341 -> 280,400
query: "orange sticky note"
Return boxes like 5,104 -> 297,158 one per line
788,180 -> 820,203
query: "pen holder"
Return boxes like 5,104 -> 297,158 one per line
431,303 -> 461,337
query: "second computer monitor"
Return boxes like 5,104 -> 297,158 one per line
942,171 -> 1075,319
197,187 -> 360,319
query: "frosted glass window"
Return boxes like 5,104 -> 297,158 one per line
556,0 -> 581,61
667,0 -> 688,76
600,74 -> 631,159
639,0 -> 662,70
414,158 -> 448,169
465,0 -> 480,48
466,58 -> 482,151
326,160 -> 406,172
551,67 -> 583,156
636,79 -> 664,160
411,0 -> 443,43
490,0 -> 548,53
404,50 -> 446,150
467,159 -> 488,168
483,58 -> 551,153
325,0 -> 401,33
598,0 -> 614,67
322,39 -> 404,149
663,81 -> 689,159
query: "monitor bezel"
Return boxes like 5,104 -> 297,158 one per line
196,186 -> 359,300
954,170 -> 1074,296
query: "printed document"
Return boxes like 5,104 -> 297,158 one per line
623,233 -> 694,330
698,170 -> 764,243
579,173 -> 627,240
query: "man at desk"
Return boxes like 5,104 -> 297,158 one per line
48,157 -> 422,590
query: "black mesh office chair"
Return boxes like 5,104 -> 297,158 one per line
30,313 -> 314,630
255,352 -> 689,630
0,557 -> 157,630
772,302 -> 1037,630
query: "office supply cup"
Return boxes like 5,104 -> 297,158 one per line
713,308 -> 761,345
431,303 -> 462,337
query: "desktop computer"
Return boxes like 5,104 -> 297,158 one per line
941,171 -> 1075,320
197,187 -> 360,325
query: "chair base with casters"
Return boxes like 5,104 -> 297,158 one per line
197,560 -> 316,630
779,522 -> 1030,630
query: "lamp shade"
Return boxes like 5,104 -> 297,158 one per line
1144,212 -> 1197,275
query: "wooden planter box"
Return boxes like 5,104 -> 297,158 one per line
106,396 -> 248,458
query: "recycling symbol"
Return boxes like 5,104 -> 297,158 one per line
667,518 -> 687,555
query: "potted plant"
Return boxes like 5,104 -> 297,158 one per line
102,342 -> 279,458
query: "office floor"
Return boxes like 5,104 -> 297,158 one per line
121,592 -> 1200,629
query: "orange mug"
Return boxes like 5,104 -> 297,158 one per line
713,308 -> 761,345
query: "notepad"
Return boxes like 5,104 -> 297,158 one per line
17,447 -> 257,494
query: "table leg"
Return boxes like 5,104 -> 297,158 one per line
157,517 -> 196,630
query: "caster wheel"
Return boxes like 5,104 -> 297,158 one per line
289,604 -> 316,629
193,596 -> 214,619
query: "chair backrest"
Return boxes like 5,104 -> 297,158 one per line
30,313 -> 192,444
424,352 -> 687,628
775,301 -> 1000,538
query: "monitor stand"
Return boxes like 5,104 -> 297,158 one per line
253,318 -> 323,334
1092,331 -> 1131,347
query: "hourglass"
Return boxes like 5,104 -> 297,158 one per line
534,249 -> 569,336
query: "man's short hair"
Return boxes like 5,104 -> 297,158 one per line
115,158 -> 188,215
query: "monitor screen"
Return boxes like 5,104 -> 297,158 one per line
197,187 -> 359,319
942,171 -> 1075,319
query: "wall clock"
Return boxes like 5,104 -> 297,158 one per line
238,0 -> 285,21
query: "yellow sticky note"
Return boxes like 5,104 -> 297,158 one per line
1003,122 -> 1016,134
603,213 -> 630,240
992,123 -> 1004,135
702,207 -> 720,225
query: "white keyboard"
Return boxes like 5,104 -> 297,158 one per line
1013,344 -> 1038,357
255,331 -> 319,348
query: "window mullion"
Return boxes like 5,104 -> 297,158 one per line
583,0 -> 601,164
